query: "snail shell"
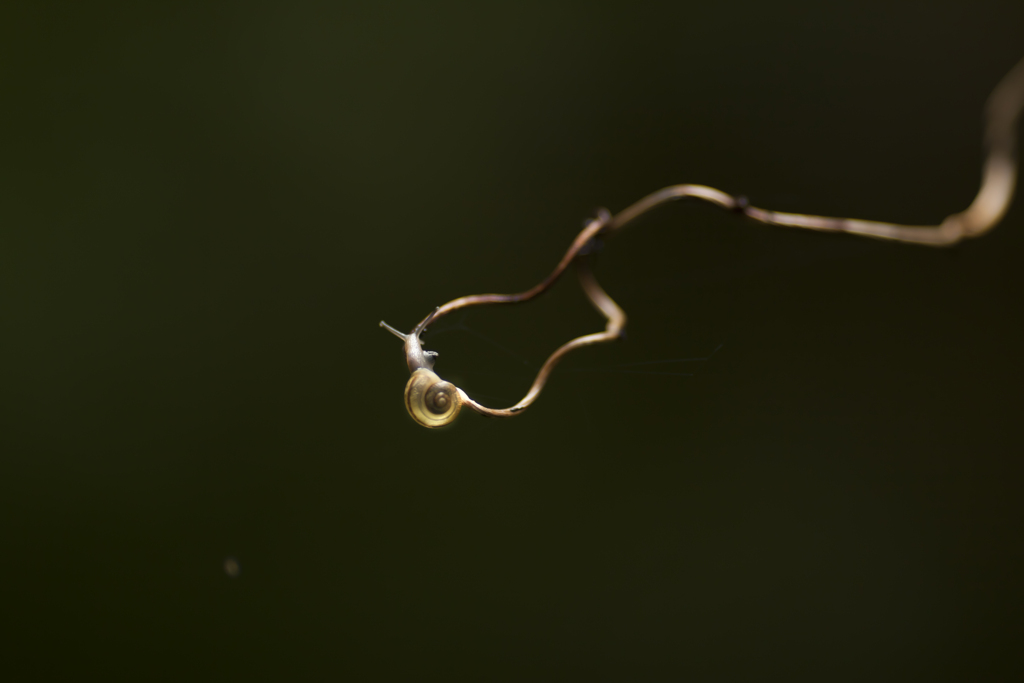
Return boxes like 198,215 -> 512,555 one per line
404,368 -> 462,428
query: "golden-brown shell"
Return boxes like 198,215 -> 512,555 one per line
404,368 -> 462,428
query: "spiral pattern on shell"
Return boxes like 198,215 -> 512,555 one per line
404,368 -> 462,428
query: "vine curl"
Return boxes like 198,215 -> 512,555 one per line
381,57 -> 1024,427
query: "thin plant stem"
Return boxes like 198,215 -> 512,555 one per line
382,56 -> 1024,424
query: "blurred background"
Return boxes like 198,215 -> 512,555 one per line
2,1 -> 1023,680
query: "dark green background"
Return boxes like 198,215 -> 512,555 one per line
3,2 -> 1023,680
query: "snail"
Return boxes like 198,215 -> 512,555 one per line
380,309 -> 465,428
381,56 -> 1024,428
